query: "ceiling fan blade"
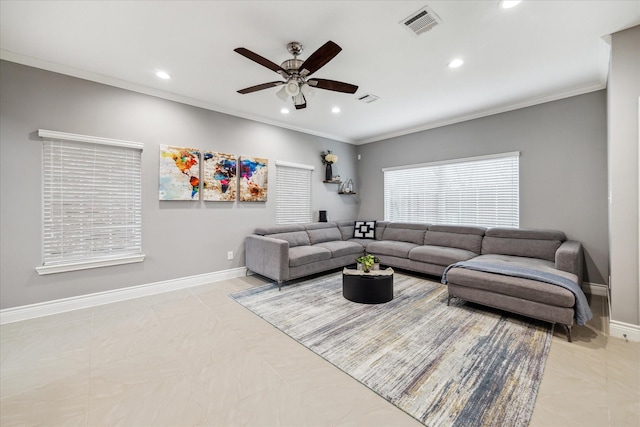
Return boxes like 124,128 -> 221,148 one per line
237,81 -> 284,94
234,47 -> 289,76
307,78 -> 358,94
299,41 -> 342,77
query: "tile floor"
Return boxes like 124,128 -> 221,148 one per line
1,274 -> 638,426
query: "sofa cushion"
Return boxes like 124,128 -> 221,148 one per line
335,220 -> 356,241
314,241 -> 364,258
485,227 -> 566,241
255,224 -> 305,235
424,225 -> 485,254
269,231 -> 310,248
429,224 -> 486,236
288,245 -> 332,267
482,236 -> 562,262
354,220 -> 376,239
446,269 -> 576,308
304,222 -> 337,231
306,225 -> 343,245
382,223 -> 428,245
347,238 -> 374,249
408,246 -> 477,266
367,240 -> 419,258
470,254 -> 557,272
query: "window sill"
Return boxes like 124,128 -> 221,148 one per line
36,254 -> 145,275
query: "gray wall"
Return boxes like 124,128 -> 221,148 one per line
608,25 -> 639,326
0,60 -> 358,309
356,91 -> 609,285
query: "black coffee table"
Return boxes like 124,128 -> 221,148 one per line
342,268 -> 394,304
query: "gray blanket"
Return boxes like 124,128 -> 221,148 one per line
442,260 -> 593,326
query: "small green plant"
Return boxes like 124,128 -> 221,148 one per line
356,253 -> 380,273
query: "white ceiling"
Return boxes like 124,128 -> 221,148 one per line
1,1 -> 638,144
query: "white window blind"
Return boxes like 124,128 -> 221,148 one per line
383,152 -> 519,227
37,129 -> 145,275
276,161 -> 314,224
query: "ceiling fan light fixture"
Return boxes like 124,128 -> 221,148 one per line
285,80 -> 300,96
234,41 -> 357,111
300,83 -> 316,99
293,92 -> 305,105
276,85 -> 289,101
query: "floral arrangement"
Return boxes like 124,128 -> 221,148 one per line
321,150 -> 338,165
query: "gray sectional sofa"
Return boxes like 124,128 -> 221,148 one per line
245,220 -> 590,341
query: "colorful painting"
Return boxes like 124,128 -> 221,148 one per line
159,145 -> 201,200
239,156 -> 268,202
203,151 -> 237,201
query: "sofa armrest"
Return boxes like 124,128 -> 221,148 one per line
555,240 -> 583,284
245,235 -> 290,283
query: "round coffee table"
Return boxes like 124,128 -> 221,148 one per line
342,268 -> 394,304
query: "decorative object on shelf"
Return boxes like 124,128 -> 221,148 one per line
202,151 -> 237,201
345,178 -> 354,193
321,150 -> 338,181
319,210 -> 327,222
159,145 -> 201,200
239,156 -> 268,202
356,253 -> 381,273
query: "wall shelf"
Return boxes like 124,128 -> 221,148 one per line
338,192 -> 357,195
323,180 -> 342,184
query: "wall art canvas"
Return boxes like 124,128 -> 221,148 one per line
202,151 -> 237,201
159,145 -> 201,200
239,156 -> 268,202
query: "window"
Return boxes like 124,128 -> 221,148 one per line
37,129 -> 145,275
383,152 -> 519,227
275,161 -> 314,224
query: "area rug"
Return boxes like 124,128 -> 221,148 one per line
230,272 -> 552,426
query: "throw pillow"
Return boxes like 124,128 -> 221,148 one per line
354,220 -> 376,239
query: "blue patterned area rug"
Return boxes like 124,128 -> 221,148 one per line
230,272 -> 552,426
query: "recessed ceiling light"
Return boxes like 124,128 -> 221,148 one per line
280,108 -> 290,114
156,71 -> 172,80
448,58 -> 464,68
499,0 -> 522,9
331,107 -> 341,114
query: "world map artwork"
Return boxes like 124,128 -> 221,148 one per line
239,157 -> 268,202
159,145 -> 201,200
203,151 -> 237,201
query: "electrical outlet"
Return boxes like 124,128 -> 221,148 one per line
227,251 -> 233,260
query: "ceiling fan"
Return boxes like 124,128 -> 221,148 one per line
234,41 -> 358,110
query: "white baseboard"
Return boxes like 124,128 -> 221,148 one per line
609,320 -> 640,342
0,267 -> 248,325
582,282 -> 609,297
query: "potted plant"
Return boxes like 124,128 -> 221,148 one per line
356,254 -> 380,273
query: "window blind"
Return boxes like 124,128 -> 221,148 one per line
383,152 -> 519,227
38,130 -> 144,274
276,161 -> 313,224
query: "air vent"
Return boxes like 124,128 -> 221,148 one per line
401,5 -> 441,35
357,94 -> 380,104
